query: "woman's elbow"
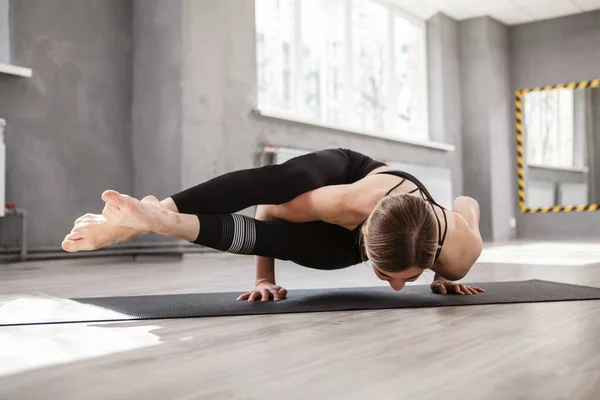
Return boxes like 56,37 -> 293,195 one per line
453,196 -> 479,209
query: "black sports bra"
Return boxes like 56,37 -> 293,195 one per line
358,170 -> 448,262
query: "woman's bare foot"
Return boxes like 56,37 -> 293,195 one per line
101,190 -> 172,234
62,214 -> 148,252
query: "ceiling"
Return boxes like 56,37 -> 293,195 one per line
389,0 -> 600,25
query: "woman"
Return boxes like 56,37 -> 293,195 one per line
62,148 -> 484,301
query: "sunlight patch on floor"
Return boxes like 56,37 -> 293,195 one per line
479,242 -> 600,266
0,297 -> 161,377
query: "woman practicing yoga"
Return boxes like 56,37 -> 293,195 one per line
62,148 -> 484,301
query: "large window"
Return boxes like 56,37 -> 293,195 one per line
255,0 -> 429,141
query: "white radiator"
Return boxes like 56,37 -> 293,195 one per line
0,118 -> 5,217
526,179 -> 555,209
559,182 -> 588,205
267,146 -> 310,165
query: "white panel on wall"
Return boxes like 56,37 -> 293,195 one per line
271,147 -> 309,165
387,162 -> 453,209
525,179 -> 555,208
559,182 -> 588,205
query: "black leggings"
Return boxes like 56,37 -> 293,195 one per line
170,148 -> 386,270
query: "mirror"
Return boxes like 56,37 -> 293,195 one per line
516,80 -> 600,213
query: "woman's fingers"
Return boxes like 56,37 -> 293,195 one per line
261,288 -> 270,302
236,292 -> 251,301
237,288 -> 289,302
431,281 -> 487,295
270,289 -> 281,301
460,285 -> 472,295
431,281 -> 447,295
452,284 -> 465,295
248,291 -> 261,302
457,285 -> 486,295
440,285 -> 448,295
271,287 -> 288,302
278,287 -> 288,299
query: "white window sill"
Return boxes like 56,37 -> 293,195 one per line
253,108 -> 455,152
528,163 -> 589,173
0,63 -> 33,78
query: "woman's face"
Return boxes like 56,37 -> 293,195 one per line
372,265 -> 425,291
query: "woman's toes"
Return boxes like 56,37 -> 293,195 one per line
141,195 -> 160,204
99,192 -> 154,231
62,239 -> 77,252
65,232 -> 82,240
101,189 -> 120,203
102,190 -> 133,209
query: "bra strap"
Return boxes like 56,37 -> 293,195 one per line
385,178 -> 406,196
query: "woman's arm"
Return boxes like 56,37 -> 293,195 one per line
267,173 -> 390,229
268,184 -> 356,227
253,205 -> 276,285
432,196 -> 483,281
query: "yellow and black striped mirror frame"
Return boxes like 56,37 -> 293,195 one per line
515,78 -> 600,214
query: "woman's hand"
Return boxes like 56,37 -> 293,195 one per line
431,279 -> 485,295
236,280 -> 288,302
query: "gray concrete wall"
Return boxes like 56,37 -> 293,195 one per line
511,10 -> 600,239
459,17 -> 515,242
131,0 -> 182,245
427,13 -> 463,202
0,0 -> 133,249
132,0 -> 182,201
0,0 -> 9,64
459,18 -> 494,240
487,18 -> 515,242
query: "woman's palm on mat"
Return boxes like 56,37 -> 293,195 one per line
431,280 -> 485,295
237,281 -> 288,302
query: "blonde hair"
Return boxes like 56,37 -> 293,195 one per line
361,194 -> 439,272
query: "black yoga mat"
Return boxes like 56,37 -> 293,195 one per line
2,280 -> 600,326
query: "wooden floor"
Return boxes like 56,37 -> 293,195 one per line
1,241 -> 600,400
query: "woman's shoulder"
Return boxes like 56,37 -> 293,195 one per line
435,210 -> 483,280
